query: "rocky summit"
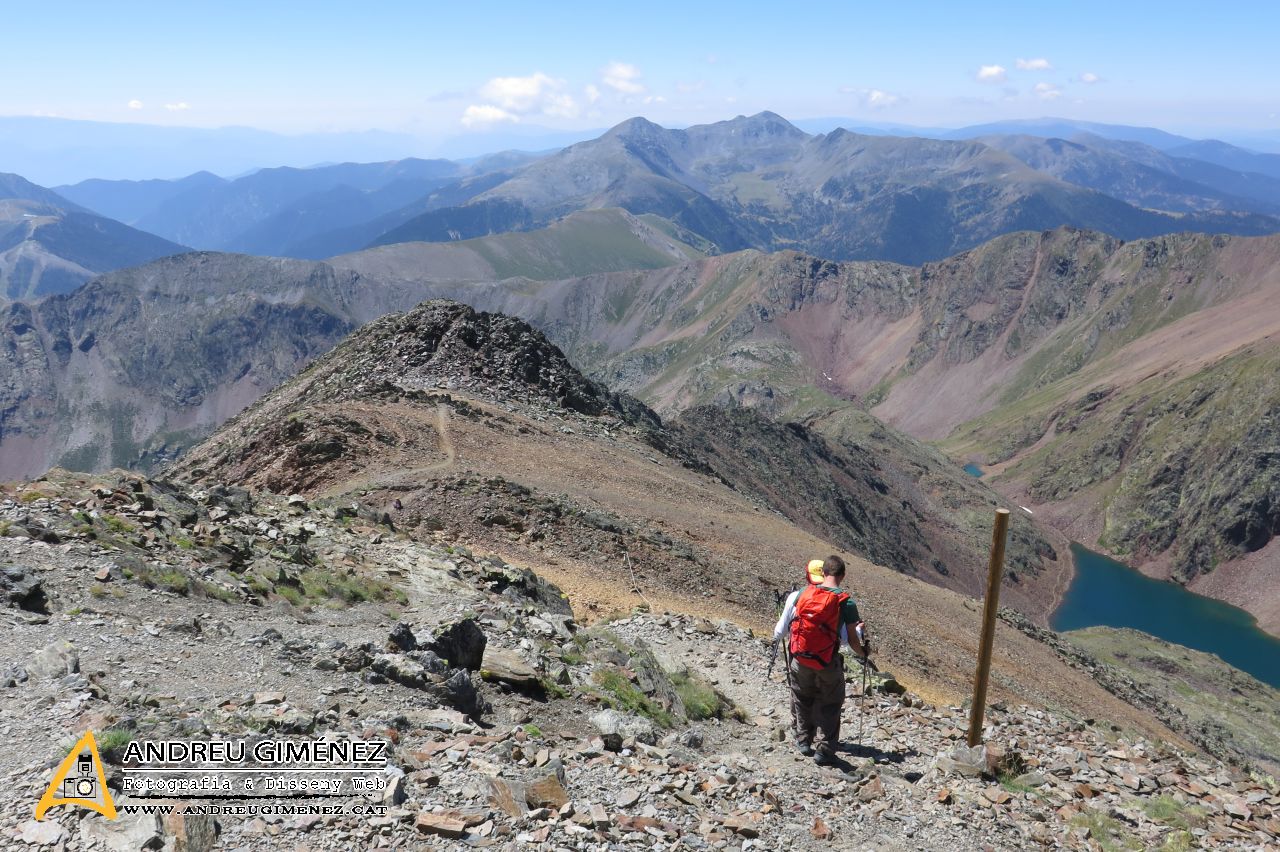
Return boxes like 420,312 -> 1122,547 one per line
2,471 -> 1278,850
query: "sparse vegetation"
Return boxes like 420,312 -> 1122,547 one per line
591,667 -> 673,728
1142,795 -> 1207,832
97,728 -> 134,761
1070,809 -> 1143,852
671,670 -> 730,721
102,514 -> 135,534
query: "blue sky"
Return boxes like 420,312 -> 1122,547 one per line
5,1 -> 1277,142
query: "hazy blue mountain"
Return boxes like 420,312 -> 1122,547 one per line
0,116 -> 423,185
289,168 -> 526,258
981,134 -> 1280,214
0,172 -> 186,300
948,117 -> 1195,150
55,172 -> 226,225
1166,139 -> 1280,181
59,156 -> 543,259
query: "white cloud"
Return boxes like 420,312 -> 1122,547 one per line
643,95 -> 667,104
127,99 -> 143,110
675,80 -> 706,93
163,102 -> 190,111
863,88 -> 902,109
480,72 -> 563,112
460,104 -> 519,128
842,87 -> 903,109
1080,71 -> 1101,84
463,72 -> 581,127
1034,82 -> 1062,100
585,84 -> 600,104
976,65 -> 1007,84
1016,57 -> 1052,71
602,61 -> 645,95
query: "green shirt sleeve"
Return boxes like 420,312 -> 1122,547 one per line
841,597 -> 861,628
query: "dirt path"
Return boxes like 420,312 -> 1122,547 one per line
327,404 -> 456,497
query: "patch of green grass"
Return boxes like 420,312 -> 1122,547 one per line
996,771 -> 1038,796
1159,831 -> 1194,852
97,728 -> 133,761
195,581 -> 237,603
539,677 -> 572,700
276,585 -> 305,607
18,490 -> 50,503
89,584 -> 108,598
155,570 -> 191,595
173,536 -> 195,550
591,667 -> 673,728
1070,809 -> 1144,852
863,376 -> 894,409
671,670 -> 730,721
560,649 -> 587,666
0,520 -> 9,537
103,514 -> 135,534
1142,795 -> 1206,832
522,724 -> 544,739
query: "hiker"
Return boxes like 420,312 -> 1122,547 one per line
773,554 -> 866,764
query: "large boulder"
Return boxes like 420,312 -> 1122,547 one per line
433,670 -> 489,720
29,640 -> 78,680
1,565 -> 48,613
426,617 -> 486,671
480,648 -> 539,689
590,709 -> 657,747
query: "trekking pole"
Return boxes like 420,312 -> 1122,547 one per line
858,656 -> 867,746
855,624 -> 873,747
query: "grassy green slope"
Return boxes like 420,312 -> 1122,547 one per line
333,208 -> 700,284
1066,626 -> 1280,776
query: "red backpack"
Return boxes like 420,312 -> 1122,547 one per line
789,585 -> 849,669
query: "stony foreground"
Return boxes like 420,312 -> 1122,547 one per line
1,472 -> 1277,850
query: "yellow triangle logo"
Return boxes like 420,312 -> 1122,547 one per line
35,731 -> 117,820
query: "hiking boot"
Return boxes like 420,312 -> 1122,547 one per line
813,750 -> 834,765
797,743 -> 814,757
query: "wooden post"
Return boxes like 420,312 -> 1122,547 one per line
967,508 -> 1010,747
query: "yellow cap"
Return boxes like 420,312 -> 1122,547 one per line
806,559 -> 825,584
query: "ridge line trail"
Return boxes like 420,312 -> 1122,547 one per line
378,403 -> 457,484
324,403 -> 456,497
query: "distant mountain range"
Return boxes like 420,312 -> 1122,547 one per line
0,172 -> 186,300
0,116 -> 424,185
54,112 -> 1280,266
55,154 -> 539,259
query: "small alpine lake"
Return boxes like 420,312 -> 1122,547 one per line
1051,543 -> 1280,689
963,463 -> 984,477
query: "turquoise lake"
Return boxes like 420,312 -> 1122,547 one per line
963,463 -> 984,477
1051,543 -> 1280,689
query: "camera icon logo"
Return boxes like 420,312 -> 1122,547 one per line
36,731 -> 118,821
61,754 -> 97,798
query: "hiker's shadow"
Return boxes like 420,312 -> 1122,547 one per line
838,742 -> 918,764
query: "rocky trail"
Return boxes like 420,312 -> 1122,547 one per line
1,472 -> 1277,850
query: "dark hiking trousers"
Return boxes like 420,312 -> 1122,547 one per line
789,653 -> 845,757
